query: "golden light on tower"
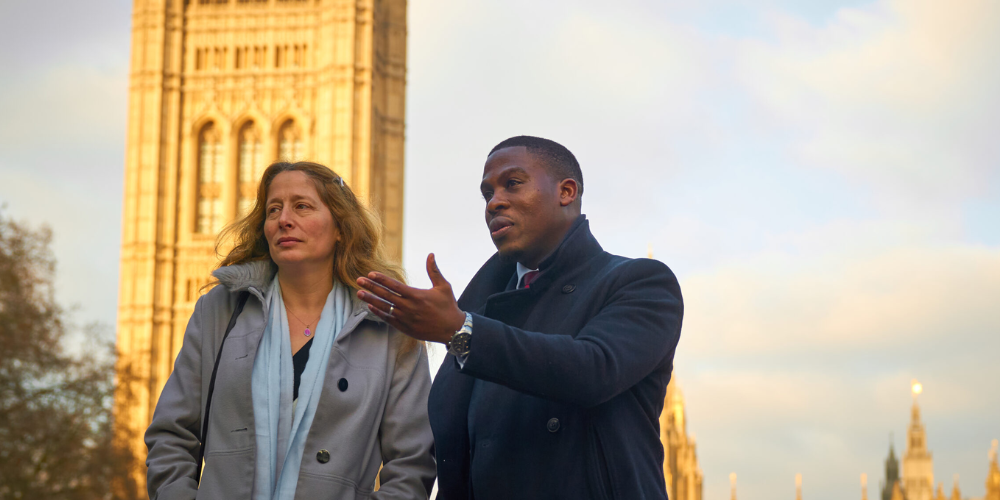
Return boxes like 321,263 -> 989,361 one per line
912,379 -> 923,397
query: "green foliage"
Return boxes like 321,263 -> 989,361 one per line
0,208 -> 138,500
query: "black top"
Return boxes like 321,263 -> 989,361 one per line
292,337 -> 314,401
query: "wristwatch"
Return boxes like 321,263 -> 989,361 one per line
447,312 -> 473,357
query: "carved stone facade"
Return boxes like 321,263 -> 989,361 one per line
903,387 -> 934,500
660,376 -> 704,500
114,0 -> 406,491
987,440 -> 1000,500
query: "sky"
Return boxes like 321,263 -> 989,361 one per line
1,0 -> 998,499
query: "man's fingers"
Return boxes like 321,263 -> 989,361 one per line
426,253 -> 450,288
362,272 -> 408,296
356,282 -> 397,311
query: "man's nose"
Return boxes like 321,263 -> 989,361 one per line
486,193 -> 507,214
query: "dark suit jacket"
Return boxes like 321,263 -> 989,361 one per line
428,216 -> 684,500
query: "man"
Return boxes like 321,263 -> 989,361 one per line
357,136 -> 683,499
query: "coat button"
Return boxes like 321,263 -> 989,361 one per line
317,449 -> 330,463
338,378 -> 348,392
546,418 -> 560,433
561,284 -> 575,294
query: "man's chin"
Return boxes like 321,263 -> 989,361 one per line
494,242 -> 522,261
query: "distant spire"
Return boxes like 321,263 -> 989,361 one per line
951,474 -> 961,500
987,440 -> 1000,500
891,481 -> 905,500
862,473 -> 868,500
647,243 -> 653,259
730,473 -> 737,500
796,473 -> 802,500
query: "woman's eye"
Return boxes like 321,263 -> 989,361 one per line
296,203 -> 309,210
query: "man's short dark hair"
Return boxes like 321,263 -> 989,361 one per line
489,136 -> 583,196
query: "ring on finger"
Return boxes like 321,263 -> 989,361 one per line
389,305 -> 394,316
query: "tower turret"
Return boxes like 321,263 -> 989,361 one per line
986,440 -> 1000,500
902,380 -> 934,500
882,440 -> 902,500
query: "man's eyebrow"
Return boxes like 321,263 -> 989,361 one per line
482,166 -> 529,186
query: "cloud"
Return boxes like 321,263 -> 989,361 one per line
733,0 -> 1000,203
681,244 -> 1000,356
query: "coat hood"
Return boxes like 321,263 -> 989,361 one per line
212,259 -> 276,293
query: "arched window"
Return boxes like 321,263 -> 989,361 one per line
237,121 -> 265,216
278,120 -> 303,161
196,122 -> 224,234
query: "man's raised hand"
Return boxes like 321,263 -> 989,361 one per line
356,253 -> 466,344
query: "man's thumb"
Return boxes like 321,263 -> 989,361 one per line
426,253 -> 448,287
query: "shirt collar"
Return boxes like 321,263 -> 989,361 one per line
515,261 -> 538,289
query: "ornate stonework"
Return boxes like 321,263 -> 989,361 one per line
987,440 -> 1000,500
114,0 -> 406,492
903,382 -> 935,500
660,376 -> 704,500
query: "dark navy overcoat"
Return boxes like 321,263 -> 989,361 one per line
429,216 -> 684,500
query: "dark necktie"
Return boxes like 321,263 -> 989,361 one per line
521,270 -> 540,289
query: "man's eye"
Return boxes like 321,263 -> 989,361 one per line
482,192 -> 493,201
506,179 -> 520,188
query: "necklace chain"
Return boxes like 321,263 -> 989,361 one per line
285,306 -> 320,337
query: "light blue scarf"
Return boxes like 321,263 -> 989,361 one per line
251,276 -> 353,500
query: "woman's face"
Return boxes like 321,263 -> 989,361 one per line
264,171 -> 340,270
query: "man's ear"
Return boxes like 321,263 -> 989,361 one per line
558,178 -> 579,207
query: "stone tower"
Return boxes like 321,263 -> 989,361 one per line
903,380 -> 934,500
660,375 -> 704,500
987,440 -> 1000,500
114,0 -> 406,491
881,441 -> 901,500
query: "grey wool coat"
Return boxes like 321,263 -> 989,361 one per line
145,261 -> 436,500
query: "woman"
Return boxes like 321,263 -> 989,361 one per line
145,161 -> 435,500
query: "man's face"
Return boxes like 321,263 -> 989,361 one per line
480,146 -> 565,267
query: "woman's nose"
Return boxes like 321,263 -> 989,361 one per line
277,207 -> 294,227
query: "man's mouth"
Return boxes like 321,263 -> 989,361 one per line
489,218 -> 513,238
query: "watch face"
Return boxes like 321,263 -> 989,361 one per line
449,332 -> 471,356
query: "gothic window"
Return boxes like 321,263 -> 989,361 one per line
237,121 -> 265,216
211,47 -> 227,71
278,120 -> 304,161
196,123 -> 224,234
275,45 -> 291,68
292,45 -> 306,68
253,46 -> 265,68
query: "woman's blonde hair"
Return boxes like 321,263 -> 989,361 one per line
217,161 -> 416,353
